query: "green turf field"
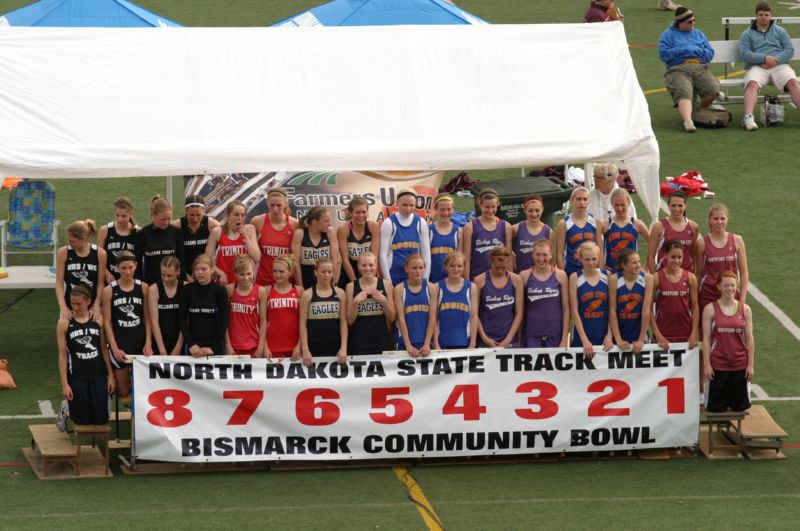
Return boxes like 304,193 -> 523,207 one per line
1,1 -> 799,529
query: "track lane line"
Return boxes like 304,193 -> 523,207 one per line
393,466 -> 444,531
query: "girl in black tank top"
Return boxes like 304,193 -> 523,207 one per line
149,256 -> 184,355
345,253 -> 396,356
180,215 -> 211,274
56,219 -> 107,319
98,198 -> 138,281
300,259 -> 347,362
102,252 -> 152,398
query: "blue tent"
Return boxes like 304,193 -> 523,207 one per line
0,0 -> 181,27
272,0 -> 487,27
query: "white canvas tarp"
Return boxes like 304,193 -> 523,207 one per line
0,23 -> 660,220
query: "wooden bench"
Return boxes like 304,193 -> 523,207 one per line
710,37 -> 800,103
110,394 -> 132,449
29,424 -> 77,477
738,404 -> 788,459
699,408 -> 747,459
71,423 -> 111,476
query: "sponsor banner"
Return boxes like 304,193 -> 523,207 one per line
184,171 -> 443,226
133,345 -> 698,462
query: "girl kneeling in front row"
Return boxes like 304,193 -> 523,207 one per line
300,258 -> 348,364
226,255 -> 267,357
434,252 -> 478,350
394,254 -> 438,357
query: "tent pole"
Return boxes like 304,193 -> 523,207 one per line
167,175 -> 173,205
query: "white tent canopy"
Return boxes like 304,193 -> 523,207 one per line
0,23 -> 660,220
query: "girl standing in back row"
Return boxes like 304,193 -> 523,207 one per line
135,195 -> 185,285
696,203 -> 748,313
513,194 -> 553,272
428,194 -> 461,284
380,189 -> 431,285
251,188 -> 297,287
173,195 -> 219,280
205,200 -> 260,285
337,197 -> 380,289
647,190 -> 699,273
463,188 -> 512,279
98,197 -> 138,283
56,219 -> 107,319
292,206 -> 339,290
557,187 -> 600,277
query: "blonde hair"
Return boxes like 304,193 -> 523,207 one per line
267,189 -> 292,219
444,251 -> 465,267
357,251 -> 377,265
404,253 -> 425,270
610,187 -> 631,205
192,254 -> 213,273
66,219 -> 97,240
223,200 -> 246,232
434,193 -> 454,206
150,195 -> 172,215
113,197 -> 136,228
477,188 -> 499,204
708,203 -> 729,220
569,187 -> 590,201
315,257 -> 334,271
576,241 -> 601,259
233,254 -> 255,275
273,254 -> 295,273
489,246 -> 513,260
160,255 -> 181,271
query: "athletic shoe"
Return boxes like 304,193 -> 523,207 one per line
656,0 -> 680,11
56,399 -> 68,432
683,119 -> 696,133
742,113 -> 758,131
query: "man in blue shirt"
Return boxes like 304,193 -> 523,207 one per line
739,1 -> 799,130
658,7 -> 720,132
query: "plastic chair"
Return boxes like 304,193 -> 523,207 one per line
0,180 -> 59,268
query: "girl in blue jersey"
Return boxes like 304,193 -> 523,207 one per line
609,249 -> 653,354
428,194 -> 461,283
569,242 -> 612,358
434,252 -> 478,350
557,187 -> 602,276
474,246 -> 524,348
379,189 -> 431,286
601,188 -> 649,273
394,254 -> 439,357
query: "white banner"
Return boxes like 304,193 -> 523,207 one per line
133,345 -> 698,462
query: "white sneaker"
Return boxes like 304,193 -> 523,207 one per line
683,119 -> 696,133
656,0 -> 680,10
742,113 -> 758,131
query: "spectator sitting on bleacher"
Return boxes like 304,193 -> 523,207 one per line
588,163 -> 637,222
658,7 -> 720,132
739,1 -> 800,131
584,1 -> 622,23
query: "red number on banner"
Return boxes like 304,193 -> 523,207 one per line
587,379 -> 630,417
296,388 -> 340,426
146,389 -> 192,427
223,390 -> 264,425
369,387 -> 413,424
658,378 -> 685,414
442,384 -> 486,421
514,381 -> 559,420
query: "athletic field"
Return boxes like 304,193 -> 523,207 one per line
1,1 -> 799,528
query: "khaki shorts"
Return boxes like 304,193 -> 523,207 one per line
665,62 -> 720,106
744,64 -> 798,92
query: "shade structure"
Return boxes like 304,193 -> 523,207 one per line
0,0 -> 181,27
272,0 -> 486,27
0,23 -> 660,221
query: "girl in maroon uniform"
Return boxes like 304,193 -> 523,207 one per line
696,203 -> 749,314
251,189 -> 297,286
702,271 -> 754,412
205,201 -> 260,285
650,240 -> 699,350
264,254 -> 303,359
226,255 -> 267,356
647,190 -> 699,273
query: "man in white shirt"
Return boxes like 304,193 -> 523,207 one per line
588,163 -> 637,222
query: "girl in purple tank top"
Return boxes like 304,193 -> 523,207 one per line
463,189 -> 513,280
474,247 -> 524,348
520,239 -> 570,348
513,195 -> 554,272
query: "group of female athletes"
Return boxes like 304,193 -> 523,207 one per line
56,183 -> 755,425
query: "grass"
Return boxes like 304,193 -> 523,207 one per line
0,0 -> 799,529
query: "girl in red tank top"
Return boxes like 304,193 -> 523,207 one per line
226,256 -> 267,356
252,189 -> 297,286
206,201 -> 260,285
702,272 -> 754,411
265,254 -> 302,359
647,191 -> 700,273
696,204 -> 749,315
651,240 -> 699,350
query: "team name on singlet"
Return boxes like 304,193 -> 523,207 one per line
269,297 -> 298,310
220,244 -> 246,257
106,242 -> 130,252
707,255 -> 735,263
580,291 -> 607,318
184,238 -> 208,248
190,308 -> 216,314
440,302 -> 469,311
145,249 -> 175,257
67,263 -> 97,272
528,287 -> 559,302
660,289 -> 688,297
483,295 -> 514,310
309,301 -> 339,318
357,299 -> 384,316
717,327 -> 743,334
69,327 -> 100,340
302,247 -> 330,265
568,232 -> 595,246
404,304 -> 429,314
474,239 -> 500,254
431,246 -> 451,255
391,241 -> 419,250
231,302 -> 257,314
263,244 -> 290,257
158,303 -> 180,310
347,241 -> 371,258
617,293 -> 642,320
